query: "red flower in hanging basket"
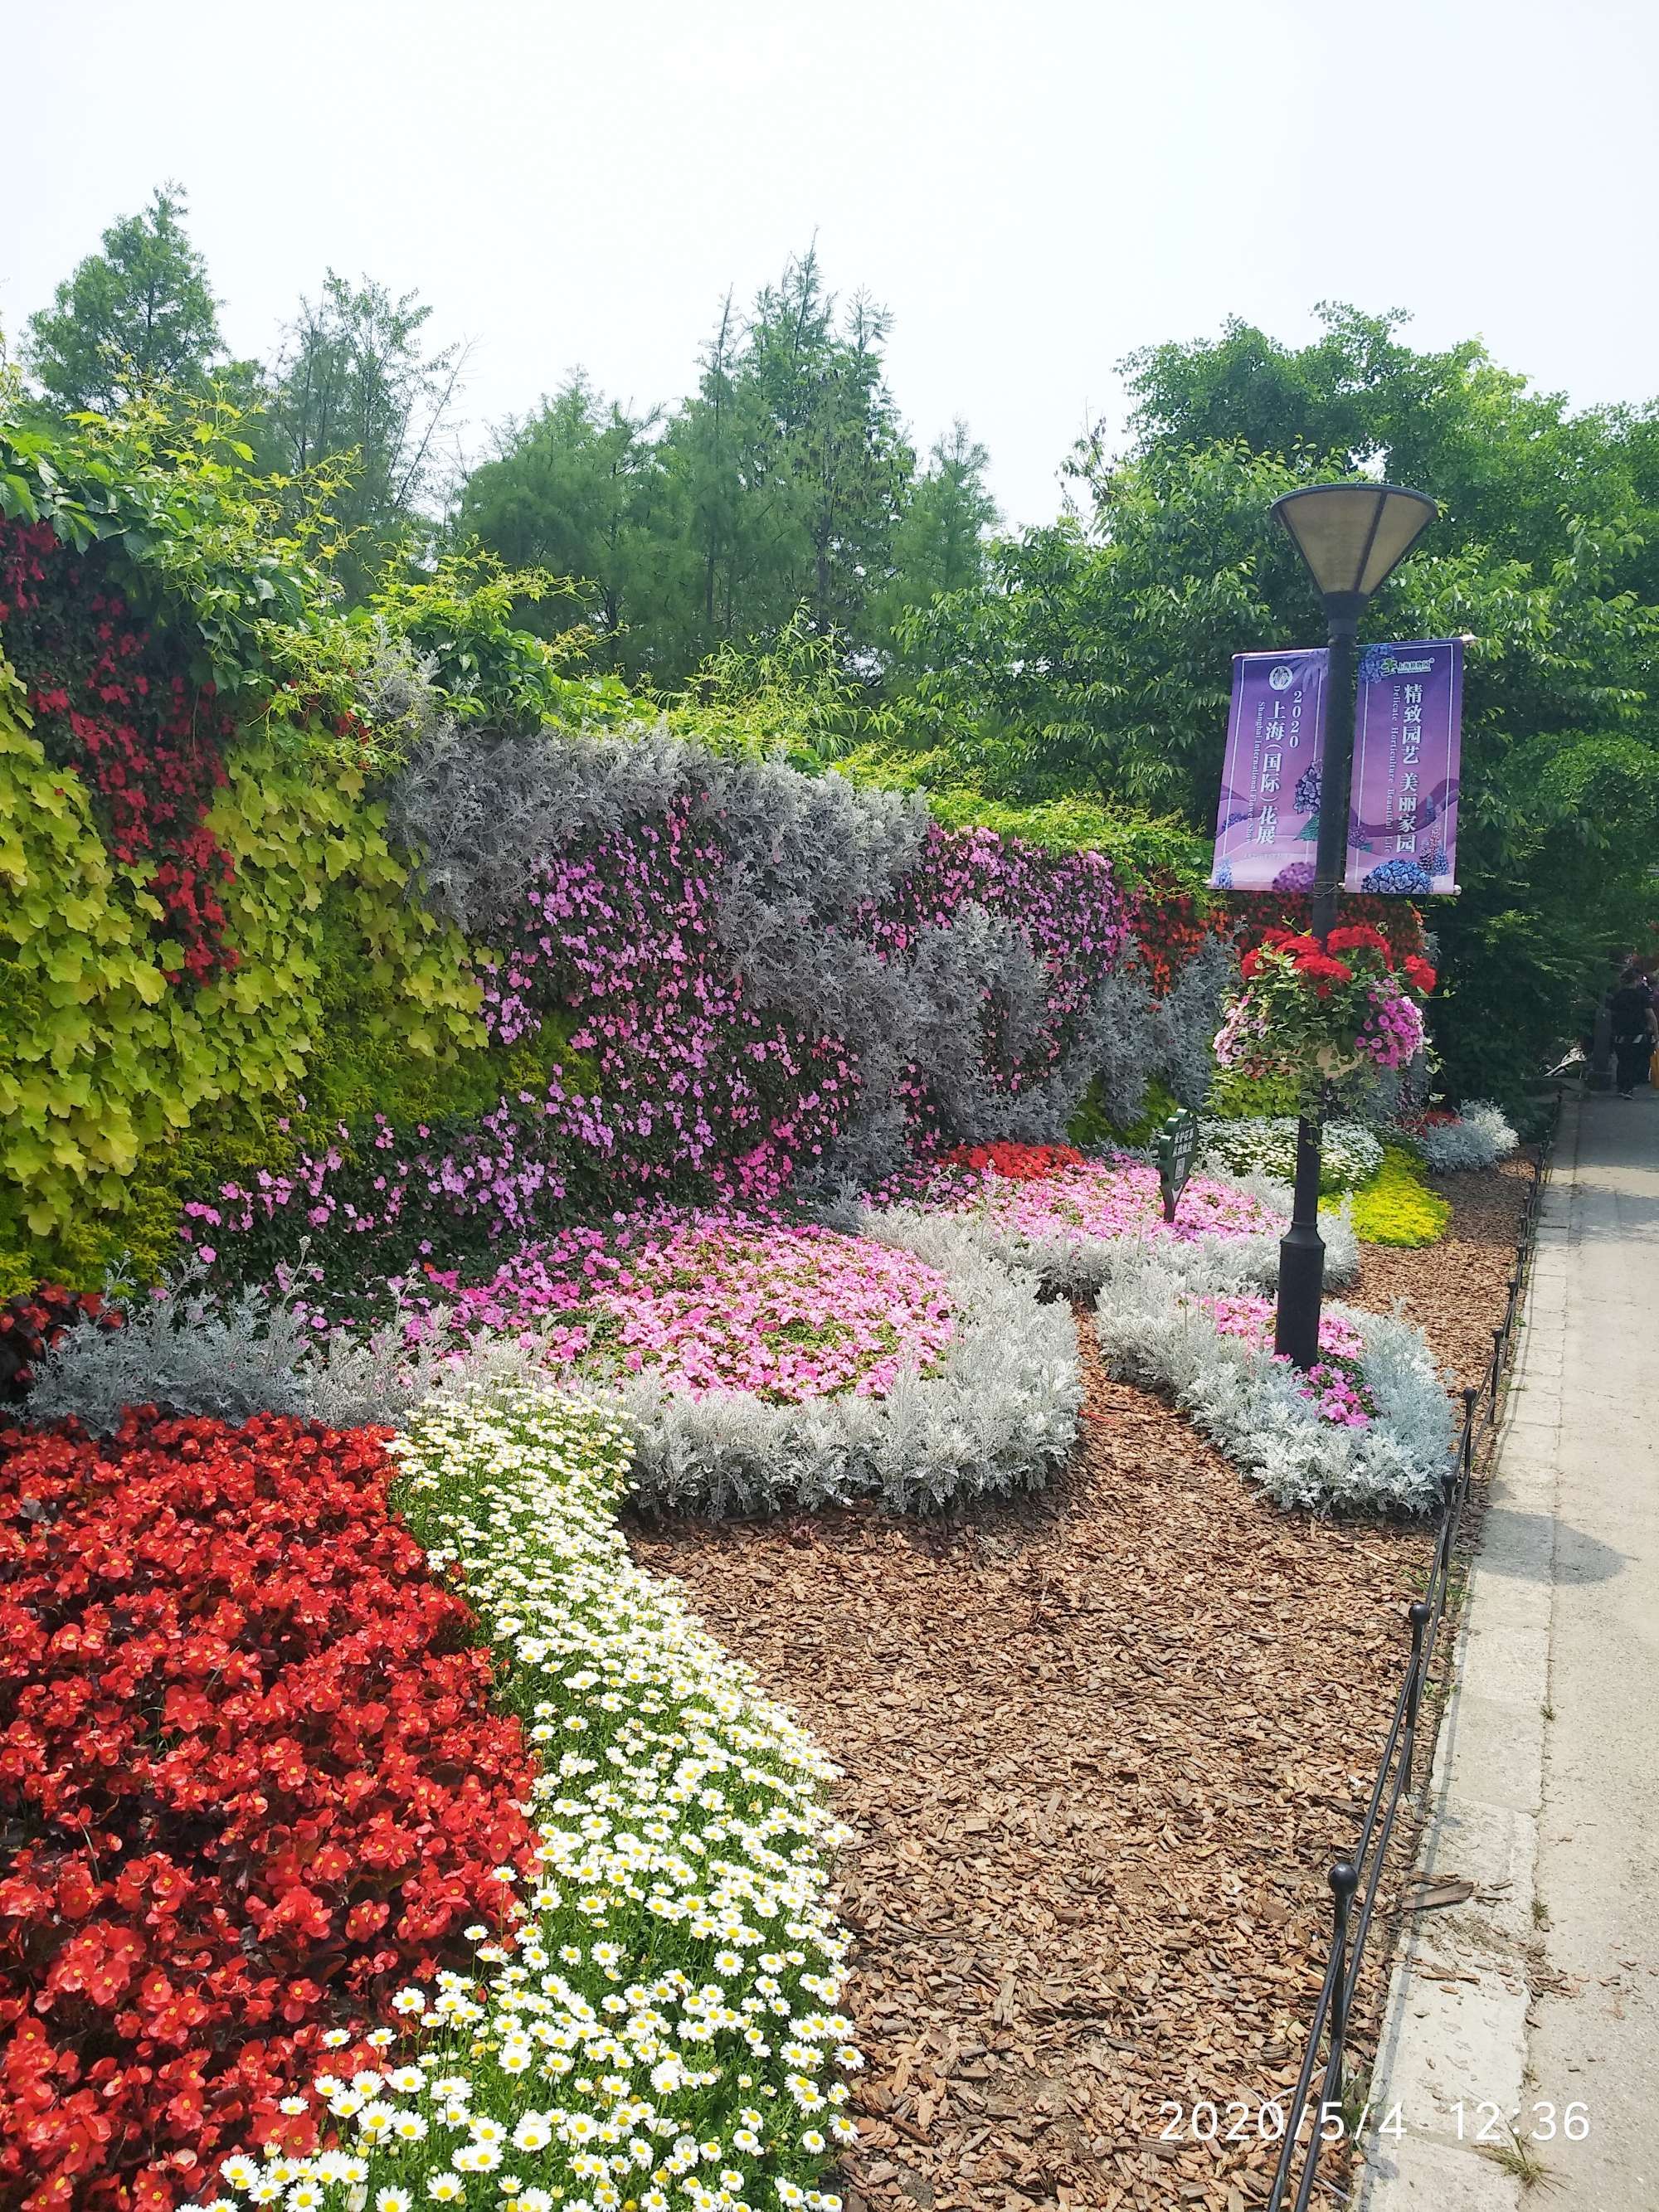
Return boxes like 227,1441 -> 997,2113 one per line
1326,922 -> 1390,958
1292,950 -> 1355,986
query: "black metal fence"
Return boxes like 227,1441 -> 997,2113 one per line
1263,1103 -> 1559,2211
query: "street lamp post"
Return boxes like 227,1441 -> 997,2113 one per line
1270,483 -> 1438,1369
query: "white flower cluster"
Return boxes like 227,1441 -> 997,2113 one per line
1091,1240 -> 1454,1514
194,1391 -> 860,2212
603,1217 -> 1081,1516
1412,1100 -> 1520,1173
1197,1117 -> 1384,1196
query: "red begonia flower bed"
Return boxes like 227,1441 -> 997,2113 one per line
0,1411 -> 539,2212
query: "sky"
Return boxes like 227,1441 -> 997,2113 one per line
3,0 -> 1656,527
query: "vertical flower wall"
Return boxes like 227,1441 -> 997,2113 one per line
1,520 -> 1235,1308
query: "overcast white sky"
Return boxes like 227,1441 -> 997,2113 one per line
4,0 -> 1656,527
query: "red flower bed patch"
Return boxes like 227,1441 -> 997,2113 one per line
942,1140 -> 1085,1181
0,1411 -> 539,2211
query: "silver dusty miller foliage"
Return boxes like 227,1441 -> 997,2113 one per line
856,1169 -> 1359,1304
28,1266 -> 550,1437
34,1230 -> 1082,1521
1091,1238 -> 1453,1515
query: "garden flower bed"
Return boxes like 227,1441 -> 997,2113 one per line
1201,1293 -> 1380,1427
419,1214 -> 959,1405
192,1389 -> 858,2212
1092,1240 -> 1453,1513
0,1411 -> 538,2209
635,1159 -> 1535,2212
34,1213 -> 1082,1521
2,1390 -> 860,2211
861,1147 -> 1360,1299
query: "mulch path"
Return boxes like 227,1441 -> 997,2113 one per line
627,1159 -> 1536,2211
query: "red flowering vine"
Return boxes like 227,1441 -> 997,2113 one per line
0,518 -> 239,984
0,1411 -> 540,2210
1126,882 -> 1230,998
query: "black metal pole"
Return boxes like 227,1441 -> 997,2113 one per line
1275,606 -> 1359,1368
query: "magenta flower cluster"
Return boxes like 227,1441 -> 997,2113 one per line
859,824 -> 1132,1101
179,1082 -> 605,1272
1200,1293 -> 1379,1427
411,1208 -> 958,1406
1355,980 -> 1428,1070
474,797 -> 857,1204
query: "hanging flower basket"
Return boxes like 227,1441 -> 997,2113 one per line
1214,924 -> 1434,1096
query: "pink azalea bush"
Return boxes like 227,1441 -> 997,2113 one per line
1199,1293 -> 1379,1427
409,1210 -> 958,1406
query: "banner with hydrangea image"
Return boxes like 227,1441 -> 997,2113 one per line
1345,638 -> 1463,896
1209,648 -> 1330,892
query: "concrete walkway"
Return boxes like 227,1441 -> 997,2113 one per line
1363,1087 -> 1659,2209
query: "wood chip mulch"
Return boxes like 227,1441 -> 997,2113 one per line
627,1160 -> 1535,2211
1350,1153 -> 1540,1393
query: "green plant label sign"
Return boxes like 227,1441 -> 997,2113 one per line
1157,1108 -> 1200,1223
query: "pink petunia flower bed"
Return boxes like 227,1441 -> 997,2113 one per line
409,1210 -> 958,1406
1199,1293 -> 1379,1427
927,1152 -> 1283,1247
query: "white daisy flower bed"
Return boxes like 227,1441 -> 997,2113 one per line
194,1389 -> 859,2212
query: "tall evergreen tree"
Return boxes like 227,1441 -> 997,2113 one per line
457,374 -> 688,678
661,249 -> 912,665
267,273 -> 465,598
25,183 -> 225,412
873,419 -> 997,665
669,291 -> 745,651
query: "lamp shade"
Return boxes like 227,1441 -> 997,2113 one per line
1272,483 -> 1438,603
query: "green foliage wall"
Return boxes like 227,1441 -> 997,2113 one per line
0,665 -> 485,1295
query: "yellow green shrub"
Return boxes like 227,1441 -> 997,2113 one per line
0,670 -> 179,1257
1344,1145 -> 1452,1247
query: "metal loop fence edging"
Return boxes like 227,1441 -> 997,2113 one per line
1262,1097 -> 1559,2211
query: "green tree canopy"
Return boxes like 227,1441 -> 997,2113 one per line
460,247 -> 921,686
25,183 -> 226,413
1121,303 -> 1647,578
266,273 -> 465,600
455,374 -> 685,680
871,421 -> 998,669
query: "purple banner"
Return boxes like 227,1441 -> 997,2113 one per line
1344,639 -> 1463,896
1209,648 -> 1329,892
